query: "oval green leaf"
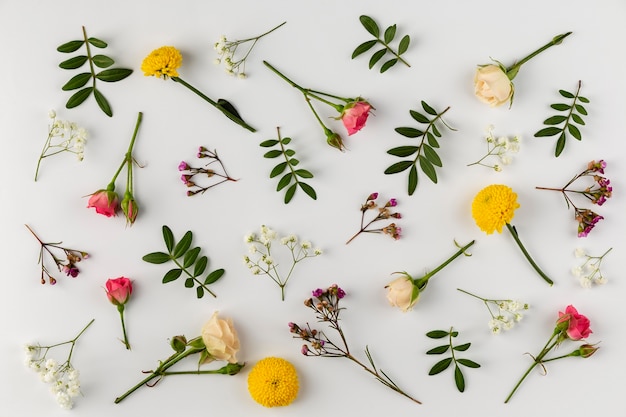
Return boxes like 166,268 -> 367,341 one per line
369,48 -> 387,69
408,165 -> 418,195
571,114 -> 585,125
281,137 -> 292,145
93,88 -> 112,117
294,169 -> 314,179
394,127 -> 424,138
423,144 -> 442,167
270,162 -> 288,178
285,149 -> 296,157
92,54 -> 115,68
578,96 -> 590,103
419,155 -> 438,183
163,225 -> 175,252
260,139 -> 278,147
87,37 -> 108,48
453,343 -> 471,352
359,15 -> 379,37
457,359 -> 481,368
426,132 -> 440,148
426,330 -> 449,339
95,68 -> 133,82
568,124 -> 582,140
263,150 -> 282,158
534,127 -> 561,137
172,231 -> 193,259
62,73 -> 92,91
422,101 -> 437,115
352,40 -> 378,59
142,252 -> 171,264
550,103 -> 571,111
426,345 -> 450,355
410,110 -> 429,124
276,173 -> 293,191
543,115 -> 567,125
183,247 -> 201,268
184,277 -> 195,288
66,87 -> 93,108
59,55 -> 88,69
383,24 -> 396,43
398,35 -> 410,55
196,286 -> 204,298
384,160 -> 413,174
288,158 -> 299,166
454,366 -> 465,392
284,183 -> 297,204
575,104 -> 588,115
429,357 -> 452,375
559,90 -> 575,98
380,58 -> 398,73
387,146 -> 419,157
57,40 -> 84,53
194,256 -> 208,277
204,268 -> 225,285
555,132 -> 566,157
299,182 -> 317,200
162,268 -> 182,283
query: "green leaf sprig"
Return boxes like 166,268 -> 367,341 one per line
426,327 -> 480,392
352,15 -> 411,73
384,101 -> 456,195
142,225 -> 224,299
534,80 -> 589,157
261,127 -> 317,204
57,26 -> 133,117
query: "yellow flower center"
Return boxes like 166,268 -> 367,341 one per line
472,184 -> 519,234
141,46 -> 183,79
247,357 -> 299,407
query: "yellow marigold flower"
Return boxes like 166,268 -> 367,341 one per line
472,184 -> 519,234
141,46 -> 182,79
247,357 -> 299,407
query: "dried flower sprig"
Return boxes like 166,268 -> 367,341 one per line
289,284 -> 421,404
57,26 -> 133,116
34,110 -> 87,181
505,305 -> 597,403
143,225 -> 225,299
261,127 -> 317,203
25,224 -> 89,285
457,288 -> 529,334
572,247 -> 612,288
536,160 -> 612,237
179,146 -> 237,196
346,192 -> 402,244
351,15 -> 411,72
426,327 -> 481,392
24,319 -> 94,409
534,80 -> 589,157
243,225 -> 322,301
385,100 -> 456,195
467,125 -> 520,172
213,21 -> 286,78
263,60 -> 373,151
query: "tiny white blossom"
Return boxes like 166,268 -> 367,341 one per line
263,256 -> 274,265
574,247 -> 586,258
499,154 -> 512,165
493,164 -> 502,172
48,109 -> 57,119
314,248 -> 323,256
301,241 -> 311,249
571,266 -> 583,277
251,266 -> 261,275
579,276 -> 592,288
594,276 -> 608,285
244,234 -> 255,243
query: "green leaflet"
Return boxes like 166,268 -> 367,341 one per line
426,327 -> 480,393
385,100 -> 455,195
534,80 -> 589,157
352,15 -> 411,72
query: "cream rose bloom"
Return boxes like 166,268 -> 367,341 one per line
201,311 -> 240,363
474,65 -> 513,107
385,275 -> 419,312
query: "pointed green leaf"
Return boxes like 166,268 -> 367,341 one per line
457,359 -> 481,368
543,115 -> 567,125
369,48 -> 387,69
87,37 -> 108,48
408,165 -> 418,195
578,96 -> 590,103
398,35 -> 410,55
384,160 -> 413,174
550,103 -> 571,111
426,345 -> 450,355
92,54 -> 115,68
383,24 -> 396,43
294,169 -> 314,178
183,247 -> 201,268
410,110 -> 429,124
454,366 -> 465,392
288,158 -> 299,166
59,55 -> 88,69
196,286 -> 204,298
559,90 -> 575,99
172,231 -> 193,259
142,252 -> 171,264
57,40 -> 84,53
204,268 -> 225,285
93,88 -> 112,117
281,137 -> 292,145
95,68 -> 133,82
429,357 -> 453,375
555,132 -> 566,157
284,183 -> 297,204
259,139 -> 279,147
285,149 -> 296,157
184,277 -> 195,288
352,39 -> 378,59
568,124 -> 582,140
359,15 -> 379,37
423,144 -> 442,167
163,225 -> 174,252
574,104 -> 588,115
453,343 -> 471,352
534,127 -> 561,137
422,101 -> 437,115
450,331 -> 459,337
62,73 -> 92,91
426,330 -> 449,339
277,173 -> 293,191
426,132 -> 439,148
431,124 -> 442,137
270,162 -> 288,178
394,127 -> 424,138
194,256 -> 208,277
387,146 -> 419,157
419,155 -> 438,183
162,268 -> 182,283
299,182 -> 317,200
66,87 -> 93,108
263,150 -> 282,158
380,58 -> 398,73
571,114 -> 585,125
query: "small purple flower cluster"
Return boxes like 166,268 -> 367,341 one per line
178,146 -> 237,196
346,192 -> 402,244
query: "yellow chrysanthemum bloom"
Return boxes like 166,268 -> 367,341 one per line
141,46 -> 183,79
472,184 -> 520,234
247,357 -> 299,407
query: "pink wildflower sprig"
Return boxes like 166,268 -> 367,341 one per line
346,193 -> 401,244
179,146 -> 237,196
25,225 -> 89,285
288,284 -> 421,404
536,160 -> 612,237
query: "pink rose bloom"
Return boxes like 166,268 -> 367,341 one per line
105,277 -> 133,306
557,305 -> 592,340
341,101 -> 372,135
87,189 -> 120,217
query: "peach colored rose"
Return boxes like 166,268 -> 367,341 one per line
385,274 -> 418,312
87,189 -> 119,217
201,311 -> 240,363
474,65 -> 513,107
341,101 -> 372,135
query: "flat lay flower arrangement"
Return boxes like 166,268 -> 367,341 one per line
5,1 -> 624,416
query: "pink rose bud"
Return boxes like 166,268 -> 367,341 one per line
341,101 -> 372,135
121,194 -> 138,225
178,161 -> 189,171
556,305 -> 592,340
87,189 -> 120,217
325,131 -> 344,151
105,277 -> 133,306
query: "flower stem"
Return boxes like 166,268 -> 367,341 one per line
171,77 -> 255,132
118,305 -> 131,350
415,240 -> 475,288
506,32 -> 572,79
505,223 -> 554,286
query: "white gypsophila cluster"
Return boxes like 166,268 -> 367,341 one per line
24,345 -> 82,409
470,125 -> 521,172
487,299 -> 529,335
571,247 -> 609,288
213,36 -> 247,78
47,110 -> 88,161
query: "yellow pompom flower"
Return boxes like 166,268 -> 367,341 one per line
141,46 -> 183,79
472,184 -> 519,234
247,357 -> 299,407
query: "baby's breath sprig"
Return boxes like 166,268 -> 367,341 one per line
214,21 -> 286,78
24,319 -> 94,409
243,225 -> 322,301
178,146 -> 237,196
572,247 -> 612,288
352,15 -> 411,72
34,110 -> 87,181
467,125 -> 520,172
25,224 -> 89,285
346,192 -> 401,244
457,288 -> 529,334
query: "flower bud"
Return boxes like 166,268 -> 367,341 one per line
121,194 -> 138,225
325,131 -> 344,151
577,344 -> 599,358
170,335 -> 188,353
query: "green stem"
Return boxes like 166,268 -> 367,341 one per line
376,39 -> 411,67
82,26 -> 98,95
505,223 -> 554,286
414,240 -> 475,288
171,257 -> 217,298
118,305 -> 131,350
171,77 -> 255,132
506,32 -> 572,78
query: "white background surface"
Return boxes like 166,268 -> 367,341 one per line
1,0 -> 625,415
